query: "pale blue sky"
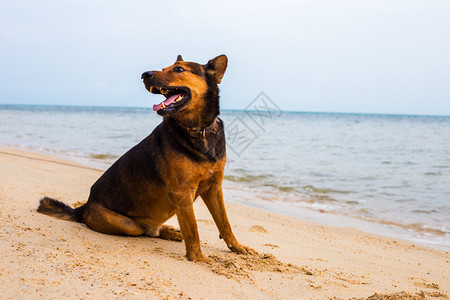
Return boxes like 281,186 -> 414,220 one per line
1,0 -> 449,115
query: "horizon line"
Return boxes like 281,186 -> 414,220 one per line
0,103 -> 449,118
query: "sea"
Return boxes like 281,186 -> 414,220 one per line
1,104 -> 449,251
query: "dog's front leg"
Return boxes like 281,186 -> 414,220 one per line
175,203 -> 206,262
201,184 -> 255,255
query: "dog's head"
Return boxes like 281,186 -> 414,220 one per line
141,55 -> 227,124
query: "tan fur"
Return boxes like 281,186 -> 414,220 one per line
37,55 -> 254,262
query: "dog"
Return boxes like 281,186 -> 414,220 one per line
38,55 -> 254,262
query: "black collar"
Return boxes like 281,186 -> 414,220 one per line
175,118 -> 219,139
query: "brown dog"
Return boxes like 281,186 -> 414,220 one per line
38,55 -> 253,262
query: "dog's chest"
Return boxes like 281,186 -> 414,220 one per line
165,158 -> 224,188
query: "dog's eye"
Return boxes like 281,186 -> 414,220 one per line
173,66 -> 186,73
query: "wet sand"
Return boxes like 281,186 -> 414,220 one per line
0,148 -> 448,299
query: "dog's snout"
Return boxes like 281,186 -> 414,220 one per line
141,71 -> 154,80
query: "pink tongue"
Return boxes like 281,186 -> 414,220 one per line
153,94 -> 182,111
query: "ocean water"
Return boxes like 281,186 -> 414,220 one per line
1,104 -> 449,250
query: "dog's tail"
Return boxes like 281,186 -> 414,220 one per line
37,197 -> 85,223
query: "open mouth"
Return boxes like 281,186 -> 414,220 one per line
148,86 -> 190,112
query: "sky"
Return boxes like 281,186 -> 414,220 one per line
1,0 -> 449,115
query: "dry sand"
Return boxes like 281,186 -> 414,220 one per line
0,148 -> 448,299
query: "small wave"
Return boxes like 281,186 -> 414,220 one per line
363,218 -> 450,236
301,186 -> 340,203
223,174 -> 273,183
89,153 -> 118,160
345,200 -> 360,205
406,223 -> 450,236
262,183 -> 296,193
411,209 -> 438,214
423,172 -> 442,176
107,134 -> 132,139
310,194 -> 338,203
432,165 -> 449,169
302,185 -> 351,195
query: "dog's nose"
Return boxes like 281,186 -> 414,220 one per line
141,71 -> 154,80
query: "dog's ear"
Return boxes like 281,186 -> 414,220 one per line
176,55 -> 183,62
205,55 -> 228,84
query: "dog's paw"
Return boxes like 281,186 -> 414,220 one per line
229,243 -> 257,255
187,251 -> 209,263
159,225 -> 183,242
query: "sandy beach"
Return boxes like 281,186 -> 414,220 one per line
0,147 -> 448,299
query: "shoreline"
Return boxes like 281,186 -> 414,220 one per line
0,147 -> 449,298
2,143 -> 449,252
223,187 -> 450,252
